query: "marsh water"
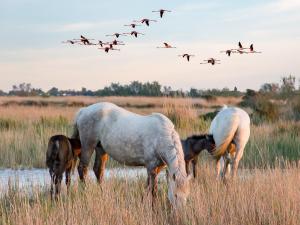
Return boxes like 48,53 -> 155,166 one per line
0,167 -> 254,194
0,167 -> 159,192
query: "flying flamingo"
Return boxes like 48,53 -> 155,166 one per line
98,47 -> 120,53
249,44 -> 262,53
123,31 -> 145,38
220,49 -> 237,57
106,33 -> 127,38
62,40 -> 80,45
72,35 -> 94,45
111,39 -> 125,45
124,23 -> 141,28
200,58 -> 221,65
133,19 -> 157,26
157,42 -> 176,48
178,54 -> 195,62
104,42 -> 124,49
237,41 -> 251,50
96,40 -> 105,47
229,42 -> 250,54
78,35 -> 94,45
152,9 -> 172,18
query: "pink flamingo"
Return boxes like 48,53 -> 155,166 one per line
124,23 -> 141,28
200,58 -> 221,65
220,49 -> 237,57
106,33 -> 127,38
157,42 -> 176,48
133,18 -> 157,26
249,44 -> 262,53
62,40 -> 80,45
152,9 -> 172,18
123,31 -> 145,38
178,54 -> 195,62
98,47 -> 120,53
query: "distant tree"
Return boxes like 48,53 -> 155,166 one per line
162,86 -> 172,96
0,90 -> 7,96
48,87 -> 60,96
260,83 -> 280,93
189,88 -> 200,97
234,86 -> 238,92
9,83 -> 35,96
281,75 -> 296,94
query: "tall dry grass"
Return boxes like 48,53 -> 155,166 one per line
0,96 -> 299,225
0,164 -> 299,225
0,97 -> 299,168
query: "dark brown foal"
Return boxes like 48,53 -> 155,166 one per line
46,135 -> 81,200
182,134 -> 216,178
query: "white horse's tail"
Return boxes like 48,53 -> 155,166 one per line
71,108 -> 83,139
210,112 -> 239,158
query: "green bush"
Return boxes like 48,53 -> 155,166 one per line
240,90 -> 279,123
290,95 -> 300,120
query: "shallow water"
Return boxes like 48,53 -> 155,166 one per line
0,167 -> 157,192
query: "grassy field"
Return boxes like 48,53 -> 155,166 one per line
0,96 -> 299,169
0,96 -> 299,225
1,165 -> 299,225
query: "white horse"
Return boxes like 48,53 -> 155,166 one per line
209,106 -> 250,179
72,102 -> 190,207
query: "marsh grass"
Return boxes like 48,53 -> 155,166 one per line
0,97 -> 299,168
0,96 -> 299,224
0,165 -> 299,225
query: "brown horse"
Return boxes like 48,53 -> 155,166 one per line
46,135 -> 81,200
182,134 -> 216,178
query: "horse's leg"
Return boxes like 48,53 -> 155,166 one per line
232,145 -> 244,178
222,154 -> 230,180
93,144 -> 108,183
78,141 -> 95,184
65,168 -> 71,194
147,166 -> 161,199
165,169 -> 169,185
192,157 -> 198,178
50,171 -> 54,200
54,174 -> 62,200
185,160 -> 190,176
216,157 -> 222,178
232,125 -> 250,178
148,170 -> 158,198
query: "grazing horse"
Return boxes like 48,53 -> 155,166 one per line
46,135 -> 81,200
209,106 -> 250,179
72,102 -> 190,207
182,134 -> 216,178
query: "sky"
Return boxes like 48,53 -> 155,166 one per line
0,0 -> 300,92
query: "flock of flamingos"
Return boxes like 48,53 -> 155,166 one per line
62,9 -> 262,65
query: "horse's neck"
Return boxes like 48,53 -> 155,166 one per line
181,140 -> 188,155
164,147 -> 186,179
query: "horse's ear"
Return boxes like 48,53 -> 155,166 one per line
172,173 -> 176,181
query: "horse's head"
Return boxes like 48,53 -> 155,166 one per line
202,134 -> 216,153
46,135 -> 81,176
167,172 -> 192,208
187,134 -> 216,154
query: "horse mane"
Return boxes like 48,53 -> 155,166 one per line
186,134 -> 213,141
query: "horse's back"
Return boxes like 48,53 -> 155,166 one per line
210,107 -> 250,133
209,106 -> 250,156
74,102 -> 178,165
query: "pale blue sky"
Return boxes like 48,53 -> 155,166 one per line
1,0 -> 300,91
